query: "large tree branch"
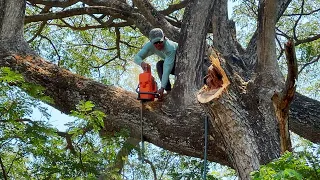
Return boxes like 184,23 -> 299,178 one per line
245,0 -> 292,66
1,44 -> 320,168
256,0 -> 278,77
132,0 -> 180,41
211,0 -> 244,56
0,53 -> 230,166
290,93 -> 320,143
24,6 -> 125,24
27,0 -> 80,8
25,0 -> 186,41
173,0 -> 215,106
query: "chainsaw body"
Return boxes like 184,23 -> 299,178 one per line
136,64 -> 158,101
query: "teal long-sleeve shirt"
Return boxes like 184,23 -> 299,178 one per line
134,39 -> 178,89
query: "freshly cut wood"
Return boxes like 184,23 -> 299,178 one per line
197,48 -> 230,103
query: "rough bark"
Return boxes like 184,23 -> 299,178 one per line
0,54 -> 231,166
173,0 -> 215,107
290,94 -> 320,143
1,52 -> 320,162
199,49 -> 260,179
211,0 -> 243,56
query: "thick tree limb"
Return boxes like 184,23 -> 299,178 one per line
199,49 -> 260,179
0,53 -> 230,166
25,6 -> 125,24
0,49 -> 320,169
211,0 -> 243,56
159,1 -> 188,15
133,0 -> 180,41
245,0 -> 292,66
256,0 -> 279,77
173,0 -> 215,106
290,93 -> 320,143
27,0 -> 79,8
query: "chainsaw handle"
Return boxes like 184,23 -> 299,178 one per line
136,85 -> 160,98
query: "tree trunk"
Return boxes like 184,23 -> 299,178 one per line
0,0 -> 32,54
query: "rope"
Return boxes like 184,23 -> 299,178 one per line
203,115 -> 208,180
140,101 -> 144,163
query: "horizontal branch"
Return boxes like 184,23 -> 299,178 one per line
0,53 -> 231,166
290,93 -> 320,143
282,8 -> 320,16
159,0 -> 188,15
296,34 -> 320,45
25,6 -> 124,24
27,0 -> 80,8
298,55 -> 320,75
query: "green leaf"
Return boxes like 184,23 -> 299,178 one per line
283,169 -> 303,179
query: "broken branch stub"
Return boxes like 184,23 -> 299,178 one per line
197,47 -> 230,103
271,40 -> 297,154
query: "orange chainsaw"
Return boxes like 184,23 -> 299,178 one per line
136,64 -> 159,101
135,64 -> 159,163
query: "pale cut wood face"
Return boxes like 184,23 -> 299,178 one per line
197,48 -> 230,103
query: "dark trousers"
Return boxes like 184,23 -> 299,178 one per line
156,60 -> 175,91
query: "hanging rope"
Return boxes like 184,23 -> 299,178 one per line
203,115 -> 208,180
140,101 -> 145,163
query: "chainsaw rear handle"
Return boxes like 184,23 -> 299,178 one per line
136,85 -> 160,98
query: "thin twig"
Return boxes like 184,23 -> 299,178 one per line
0,155 -> 8,180
292,0 -> 305,40
144,158 -> 157,180
39,34 -> 61,65
298,55 -> 320,75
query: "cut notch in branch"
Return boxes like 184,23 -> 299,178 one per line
197,47 -> 230,103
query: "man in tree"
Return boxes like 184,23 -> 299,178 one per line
134,28 -> 178,99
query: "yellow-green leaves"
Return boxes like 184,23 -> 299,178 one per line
0,67 -> 24,82
251,151 -> 320,180
71,100 -> 106,132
